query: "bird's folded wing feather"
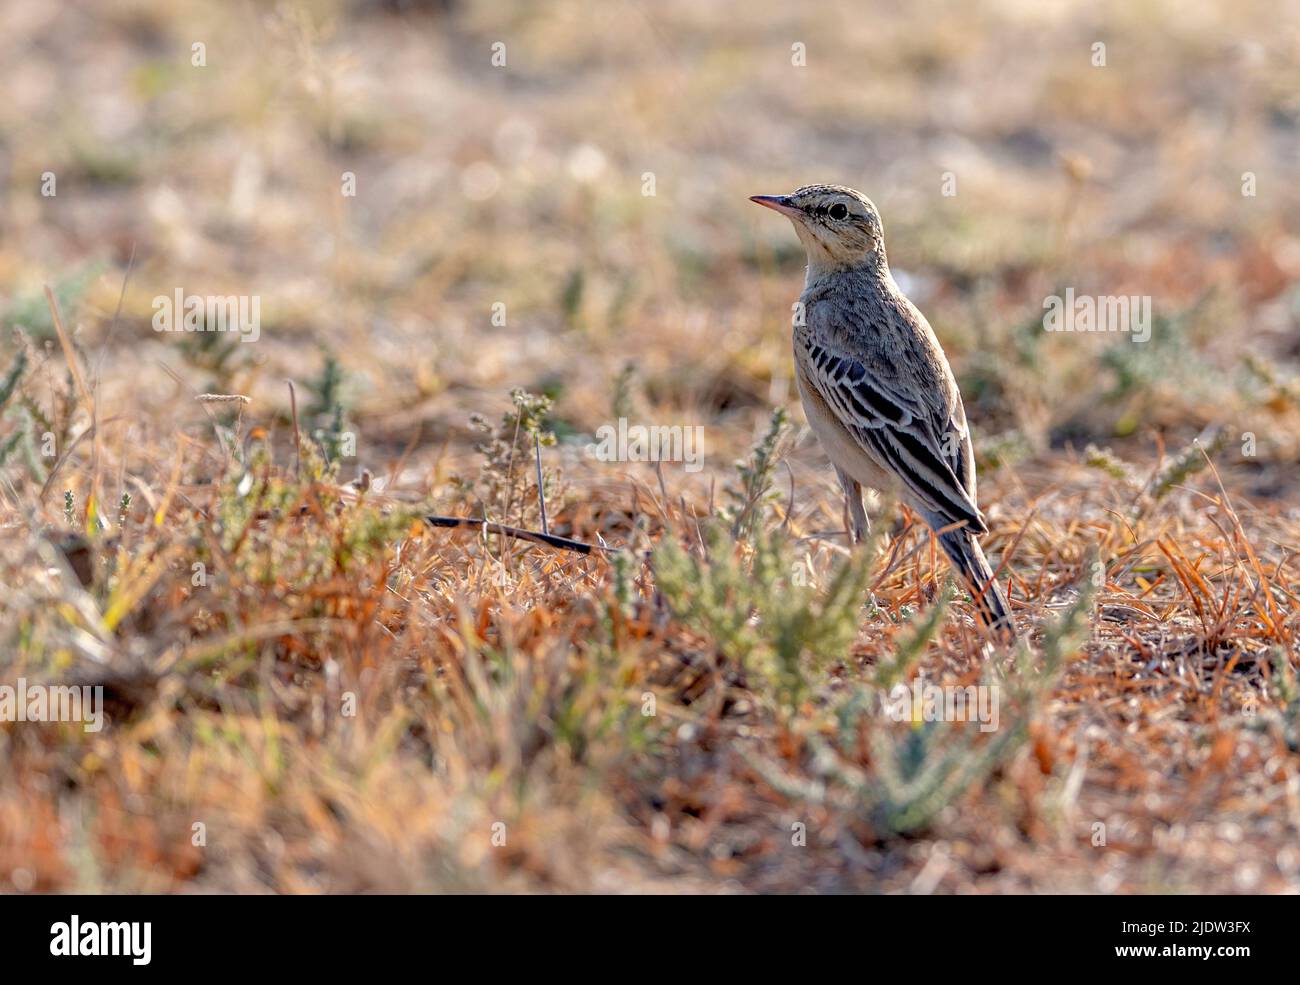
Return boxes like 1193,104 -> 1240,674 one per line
801,337 -> 987,534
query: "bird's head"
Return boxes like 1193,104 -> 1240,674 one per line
750,184 -> 886,272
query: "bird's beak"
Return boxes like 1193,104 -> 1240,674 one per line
749,194 -> 801,218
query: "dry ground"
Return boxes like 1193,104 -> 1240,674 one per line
1,0 -> 1299,893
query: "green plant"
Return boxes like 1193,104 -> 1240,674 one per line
723,407 -> 791,541
178,328 -> 244,390
750,556 -> 1097,835
611,362 -> 637,420
654,521 -> 874,714
304,353 -> 354,465
1143,426 -> 1229,504
460,388 -> 559,528
0,349 -> 30,469
867,562 -> 1095,833
3,266 -> 103,340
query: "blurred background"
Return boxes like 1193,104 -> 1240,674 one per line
3,0 -> 1299,486
3,0 -> 1300,894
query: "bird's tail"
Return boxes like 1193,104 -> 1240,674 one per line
937,529 -> 1015,642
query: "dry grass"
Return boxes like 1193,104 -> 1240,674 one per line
2,0 -> 1300,893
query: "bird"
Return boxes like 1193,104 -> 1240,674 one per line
750,183 -> 1014,640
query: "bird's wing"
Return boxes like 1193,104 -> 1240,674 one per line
799,334 -> 987,535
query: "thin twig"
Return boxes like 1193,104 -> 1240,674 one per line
45,286 -> 99,521
92,242 -> 137,384
287,379 -> 302,479
534,430 -> 549,536
44,287 -> 92,412
425,515 -> 615,556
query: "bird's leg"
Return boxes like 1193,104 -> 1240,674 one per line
835,466 -> 869,545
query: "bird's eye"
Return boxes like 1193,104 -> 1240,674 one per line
829,203 -> 849,220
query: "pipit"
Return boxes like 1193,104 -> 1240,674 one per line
751,184 -> 1014,639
